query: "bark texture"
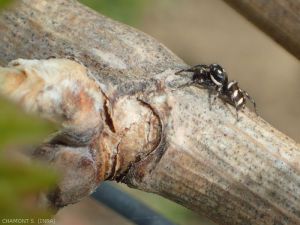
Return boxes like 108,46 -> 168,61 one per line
0,1 -> 299,225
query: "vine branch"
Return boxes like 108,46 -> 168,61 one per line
0,1 -> 299,225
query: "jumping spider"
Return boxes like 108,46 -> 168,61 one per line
175,64 -> 257,120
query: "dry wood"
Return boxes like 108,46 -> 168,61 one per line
0,1 -> 299,225
223,0 -> 300,59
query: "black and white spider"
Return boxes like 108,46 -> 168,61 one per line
175,64 -> 257,120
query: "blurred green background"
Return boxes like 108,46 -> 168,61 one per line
1,0 -> 299,225
0,98 -> 57,223
0,1 -> 58,224
0,0 -> 10,9
79,0 -> 146,25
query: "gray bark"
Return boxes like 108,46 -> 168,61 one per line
0,1 -> 299,225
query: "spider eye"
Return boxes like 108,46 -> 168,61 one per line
209,64 -> 228,86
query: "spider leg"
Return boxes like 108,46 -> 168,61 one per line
243,90 -> 257,115
211,86 -> 222,104
207,85 -> 225,111
233,95 -> 242,122
212,91 -> 220,104
175,65 -> 205,75
175,69 -> 186,75
216,86 -> 223,98
206,85 -> 219,110
177,80 -> 195,89
235,108 -> 239,121
234,103 -> 240,121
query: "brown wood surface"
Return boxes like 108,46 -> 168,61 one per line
224,0 -> 300,59
0,1 -> 299,225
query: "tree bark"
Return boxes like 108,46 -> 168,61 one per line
0,1 -> 299,225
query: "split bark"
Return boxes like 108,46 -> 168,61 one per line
0,1 -> 299,225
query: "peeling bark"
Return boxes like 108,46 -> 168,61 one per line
0,1 -> 299,225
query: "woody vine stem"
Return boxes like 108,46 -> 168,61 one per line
0,1 -> 299,225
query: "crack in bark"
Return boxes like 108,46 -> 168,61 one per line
115,98 -> 165,183
103,99 -> 116,133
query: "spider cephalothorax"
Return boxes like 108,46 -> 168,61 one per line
209,63 -> 228,88
175,64 -> 257,120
